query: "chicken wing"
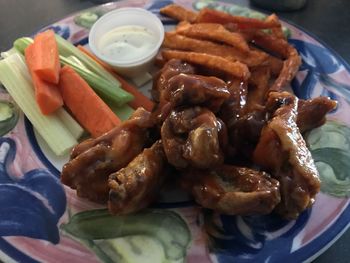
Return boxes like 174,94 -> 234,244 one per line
182,165 -> 280,215
61,108 -> 154,203
108,140 -> 166,214
254,91 -> 320,219
152,59 -> 196,103
162,73 -> 230,112
161,107 -> 225,169
297,96 -> 337,133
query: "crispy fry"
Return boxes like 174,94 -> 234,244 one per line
266,55 -> 284,76
248,31 -> 301,90
249,45 -> 283,76
266,14 -> 285,39
176,23 -> 249,52
251,31 -> 290,59
176,20 -> 191,30
271,48 -> 301,91
196,8 -> 280,29
163,32 -> 268,67
160,4 -> 197,23
162,50 -> 250,80
246,66 -> 271,111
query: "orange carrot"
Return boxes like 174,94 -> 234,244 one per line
59,65 -> 121,137
77,45 -> 155,111
32,30 -> 61,84
25,43 -> 63,115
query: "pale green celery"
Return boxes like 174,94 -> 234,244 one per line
56,108 -> 84,140
109,103 -> 134,121
13,37 -> 33,53
1,47 -> 20,59
60,56 -> 132,106
0,54 -> 77,156
14,37 -> 134,106
7,51 -> 85,140
54,35 -> 117,83
65,55 -> 134,120
67,55 -> 87,69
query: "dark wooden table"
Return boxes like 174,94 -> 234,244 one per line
0,0 -> 349,262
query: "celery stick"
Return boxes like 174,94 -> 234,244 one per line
56,108 -> 84,140
1,47 -> 20,59
0,54 -> 77,156
13,37 -> 33,53
110,103 -> 134,121
54,35 -> 134,104
54,35 -> 117,84
67,55 -> 87,69
14,37 -> 134,106
6,52 -> 84,141
60,56 -> 132,106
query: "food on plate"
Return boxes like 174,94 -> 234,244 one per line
162,50 -> 250,79
31,30 -> 61,84
161,107 -> 224,169
59,65 -> 121,137
254,92 -> 321,219
108,140 -> 166,214
25,43 -> 63,115
61,108 -> 154,203
160,73 -> 230,112
195,8 -> 280,29
0,4 -> 335,219
181,166 -> 280,215
297,96 -> 337,133
175,22 -> 249,52
0,54 -> 79,156
97,25 -> 158,62
160,3 -> 197,23
77,45 -> 155,111
163,32 -> 269,67
88,8 -> 165,78
15,36 -> 134,107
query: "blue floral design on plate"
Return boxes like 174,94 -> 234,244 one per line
204,209 -> 310,263
40,25 -> 70,40
0,138 -> 66,244
290,39 -> 345,102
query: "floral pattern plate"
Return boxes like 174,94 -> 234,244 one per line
1,0 -> 350,262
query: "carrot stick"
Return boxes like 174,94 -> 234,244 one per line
25,43 -> 63,115
32,30 -> 61,84
77,45 -> 155,111
59,65 -> 121,137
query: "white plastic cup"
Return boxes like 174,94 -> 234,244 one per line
89,8 -> 164,77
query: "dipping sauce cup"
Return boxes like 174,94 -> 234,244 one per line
89,8 -> 164,77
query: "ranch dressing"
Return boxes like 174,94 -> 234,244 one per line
98,25 -> 157,62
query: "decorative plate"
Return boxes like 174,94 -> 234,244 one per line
1,0 -> 350,262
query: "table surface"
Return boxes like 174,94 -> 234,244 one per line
0,0 -> 349,262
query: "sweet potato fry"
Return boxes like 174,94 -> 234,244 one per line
160,4 -> 197,23
162,50 -> 250,79
163,32 -> 268,67
249,45 -> 283,76
248,31 -> 301,91
196,8 -> 280,29
251,31 -> 290,59
271,47 -> 301,91
246,66 -> 271,111
176,23 -> 249,52
266,14 -> 285,39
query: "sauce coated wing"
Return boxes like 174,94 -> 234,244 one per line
182,165 -> 280,215
108,140 -> 166,214
61,108 -> 154,203
254,92 -> 320,219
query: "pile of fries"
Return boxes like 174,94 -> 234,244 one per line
159,4 -> 301,91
